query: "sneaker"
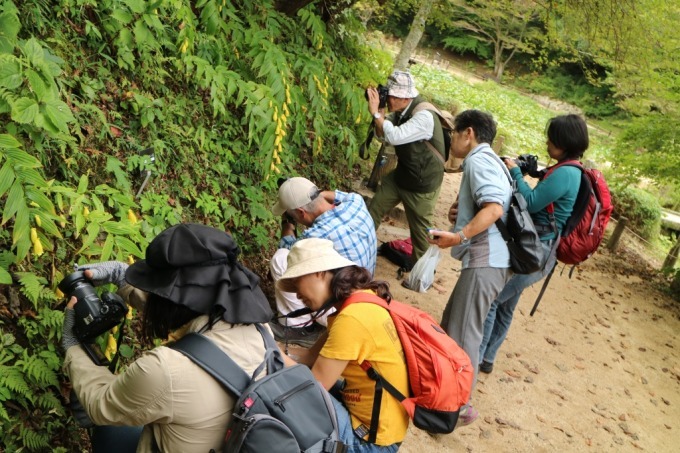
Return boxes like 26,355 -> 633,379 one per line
479,360 -> 494,374
456,404 -> 479,428
269,320 -> 324,348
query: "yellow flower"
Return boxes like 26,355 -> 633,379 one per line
32,238 -> 44,256
35,215 -> 42,227
31,228 -> 38,242
127,209 -> 138,224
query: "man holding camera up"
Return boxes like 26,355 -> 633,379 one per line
270,177 -> 376,344
366,70 -> 446,264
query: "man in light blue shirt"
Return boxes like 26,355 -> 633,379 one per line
427,109 -> 512,427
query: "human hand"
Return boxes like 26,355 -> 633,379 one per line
448,200 -> 459,224
426,230 -> 460,249
366,87 -> 380,115
76,261 -> 129,289
503,156 -> 518,170
62,301 -> 80,351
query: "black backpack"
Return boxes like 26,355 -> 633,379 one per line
171,324 -> 345,453
378,237 -> 414,273
486,152 -> 545,274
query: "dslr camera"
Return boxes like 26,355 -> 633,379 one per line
365,84 -> 389,110
511,154 -> 541,177
59,271 -> 128,343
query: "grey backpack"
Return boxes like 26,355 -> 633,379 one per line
171,324 -> 345,453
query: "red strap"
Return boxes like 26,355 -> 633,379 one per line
341,292 -> 389,312
543,160 -> 582,215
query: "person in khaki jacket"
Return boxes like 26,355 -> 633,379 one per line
61,224 -> 274,453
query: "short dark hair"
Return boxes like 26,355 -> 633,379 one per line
453,109 -> 497,145
141,293 -> 210,344
329,266 -> 392,304
546,114 -> 589,160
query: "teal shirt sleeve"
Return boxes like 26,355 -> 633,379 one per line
510,166 -> 581,234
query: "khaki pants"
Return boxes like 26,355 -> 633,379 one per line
369,171 -> 441,262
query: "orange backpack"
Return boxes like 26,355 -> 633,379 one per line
341,293 -> 473,437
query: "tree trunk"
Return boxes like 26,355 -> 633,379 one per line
393,0 -> 435,71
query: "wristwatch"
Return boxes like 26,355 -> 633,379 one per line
458,230 -> 470,245
373,112 -> 382,119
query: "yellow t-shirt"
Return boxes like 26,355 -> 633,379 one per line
320,295 -> 409,445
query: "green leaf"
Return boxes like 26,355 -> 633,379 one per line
25,187 -> 54,213
118,344 -> 134,358
0,161 -> 15,197
13,207 -> 30,260
0,267 -> 11,284
33,211 -> 61,238
22,39 -> 44,66
26,69 -> 50,102
111,9 -> 133,25
2,180 -> 24,225
105,156 -> 131,192
123,0 -> 146,14
0,58 -> 21,89
0,133 -> 21,149
78,223 -> 101,253
14,167 -> 46,187
0,11 -> 20,54
77,174 -> 89,194
101,234 -> 114,261
115,236 -> 144,258
10,97 -> 39,124
2,148 -> 41,168
42,100 -> 74,133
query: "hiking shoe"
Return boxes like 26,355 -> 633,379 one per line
479,360 -> 494,374
269,320 -> 324,348
456,404 -> 478,428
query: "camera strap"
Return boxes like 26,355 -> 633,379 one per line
107,319 -> 127,373
358,124 -> 375,160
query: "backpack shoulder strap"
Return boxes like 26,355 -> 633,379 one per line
412,102 -> 450,166
340,292 -> 406,444
170,332 -> 251,397
341,292 -> 389,311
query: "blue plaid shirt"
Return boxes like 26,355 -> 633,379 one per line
279,191 -> 377,275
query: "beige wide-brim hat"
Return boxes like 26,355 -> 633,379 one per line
276,238 -> 355,293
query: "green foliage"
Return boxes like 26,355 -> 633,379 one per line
513,66 -> 619,118
1,1 -> 385,450
610,185 -> 662,240
441,33 -> 492,60
614,113 -> 680,188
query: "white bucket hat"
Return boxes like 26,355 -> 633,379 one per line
276,238 -> 355,292
386,70 -> 418,99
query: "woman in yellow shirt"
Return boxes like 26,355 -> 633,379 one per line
278,238 -> 409,452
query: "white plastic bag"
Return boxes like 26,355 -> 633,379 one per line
406,245 -> 441,293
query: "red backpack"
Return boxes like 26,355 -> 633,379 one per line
530,161 -> 614,316
341,293 -> 473,438
545,161 -> 614,265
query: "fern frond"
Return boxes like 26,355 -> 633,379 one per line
20,425 -> 50,450
0,401 -> 9,420
36,309 -> 63,341
16,272 -> 47,307
22,354 -> 59,387
36,392 -> 63,413
0,366 -> 31,398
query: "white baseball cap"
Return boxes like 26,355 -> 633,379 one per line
272,177 -> 320,215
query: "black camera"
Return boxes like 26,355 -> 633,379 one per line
59,271 -> 128,343
514,154 -> 540,177
365,84 -> 389,110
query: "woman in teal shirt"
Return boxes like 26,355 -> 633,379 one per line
478,114 -> 588,373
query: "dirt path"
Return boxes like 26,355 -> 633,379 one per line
367,171 -> 680,452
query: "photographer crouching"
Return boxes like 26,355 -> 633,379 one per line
365,70 -> 446,265
61,224 -> 274,452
